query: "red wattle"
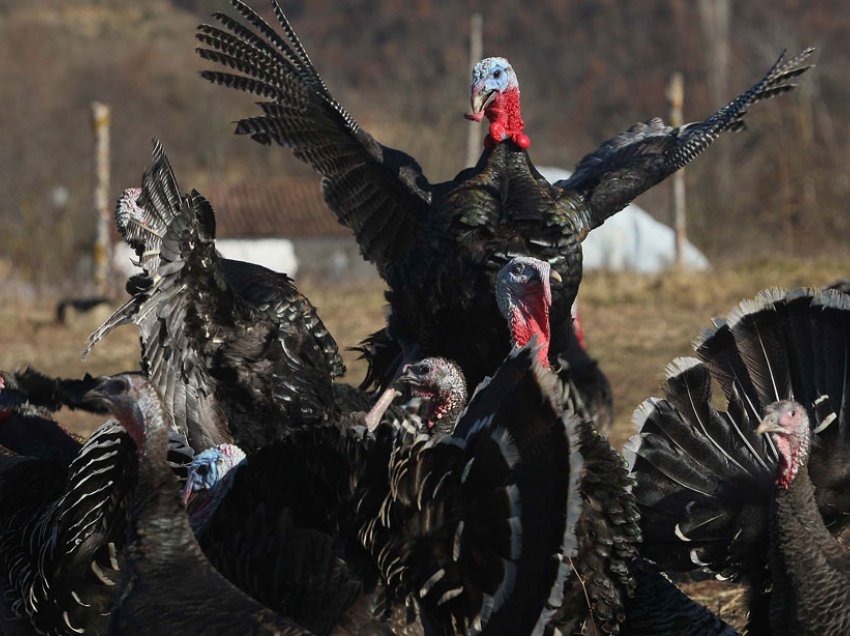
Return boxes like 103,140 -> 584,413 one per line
483,87 -> 527,149
489,122 -> 508,142
512,132 -> 531,149
510,296 -> 551,368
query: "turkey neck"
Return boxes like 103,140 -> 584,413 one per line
509,295 -> 551,367
771,466 -> 850,634
487,87 -> 525,140
119,392 -> 194,565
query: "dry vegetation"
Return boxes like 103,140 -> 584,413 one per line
2,0 -> 850,295
4,258 -> 849,630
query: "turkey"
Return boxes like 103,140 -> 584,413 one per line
627,288 -> 850,634
184,260 -> 642,635
190,343 -> 585,635
78,374 -> 310,635
195,0 -> 813,421
178,255 -> 555,632
0,367 -> 192,635
87,140 -> 365,455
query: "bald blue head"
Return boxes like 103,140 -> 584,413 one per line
182,443 -> 246,505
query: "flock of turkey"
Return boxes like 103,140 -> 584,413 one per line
0,2 -> 842,635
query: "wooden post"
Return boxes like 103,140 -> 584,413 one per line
698,0 -> 731,210
465,13 -> 483,168
667,73 -> 687,268
92,101 -> 112,296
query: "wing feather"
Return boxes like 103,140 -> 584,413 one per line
197,0 -> 431,274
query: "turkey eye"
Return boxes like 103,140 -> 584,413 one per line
196,464 -> 209,476
493,70 -> 502,79
419,364 -> 431,374
511,264 -> 523,275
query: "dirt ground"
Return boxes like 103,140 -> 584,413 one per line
2,256 -> 849,630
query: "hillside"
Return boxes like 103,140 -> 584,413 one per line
0,0 -> 848,294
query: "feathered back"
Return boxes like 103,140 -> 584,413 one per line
629,288 -> 850,581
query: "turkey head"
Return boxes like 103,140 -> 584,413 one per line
496,257 -> 561,367
182,443 -> 246,505
464,56 -> 530,149
396,357 -> 467,434
757,401 -> 811,490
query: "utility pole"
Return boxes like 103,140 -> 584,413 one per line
465,13 -> 483,168
698,0 -> 731,201
91,101 -> 112,297
667,72 -> 687,268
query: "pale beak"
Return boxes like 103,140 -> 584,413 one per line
464,85 -> 497,121
756,418 -> 785,435
550,270 -> 562,283
397,365 -> 419,387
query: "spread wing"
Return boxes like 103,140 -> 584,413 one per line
555,47 -> 814,235
86,141 -> 341,452
196,0 -> 432,276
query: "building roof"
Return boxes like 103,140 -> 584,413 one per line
202,177 -> 351,239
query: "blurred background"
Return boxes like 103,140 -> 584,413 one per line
1,0 -> 848,295
1,0 -> 849,445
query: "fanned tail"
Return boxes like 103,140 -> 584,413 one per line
0,407 -> 193,634
627,357 -> 775,581
629,288 -> 850,582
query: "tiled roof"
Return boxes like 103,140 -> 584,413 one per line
202,177 -> 351,239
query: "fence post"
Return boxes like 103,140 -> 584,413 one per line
465,13 -> 483,167
667,73 -> 687,268
92,101 -> 111,296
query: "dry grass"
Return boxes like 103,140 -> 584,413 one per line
2,256 -> 849,630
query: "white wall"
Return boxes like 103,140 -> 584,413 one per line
112,238 -> 299,279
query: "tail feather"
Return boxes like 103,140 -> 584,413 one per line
808,290 -> 850,442
631,287 -> 850,583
